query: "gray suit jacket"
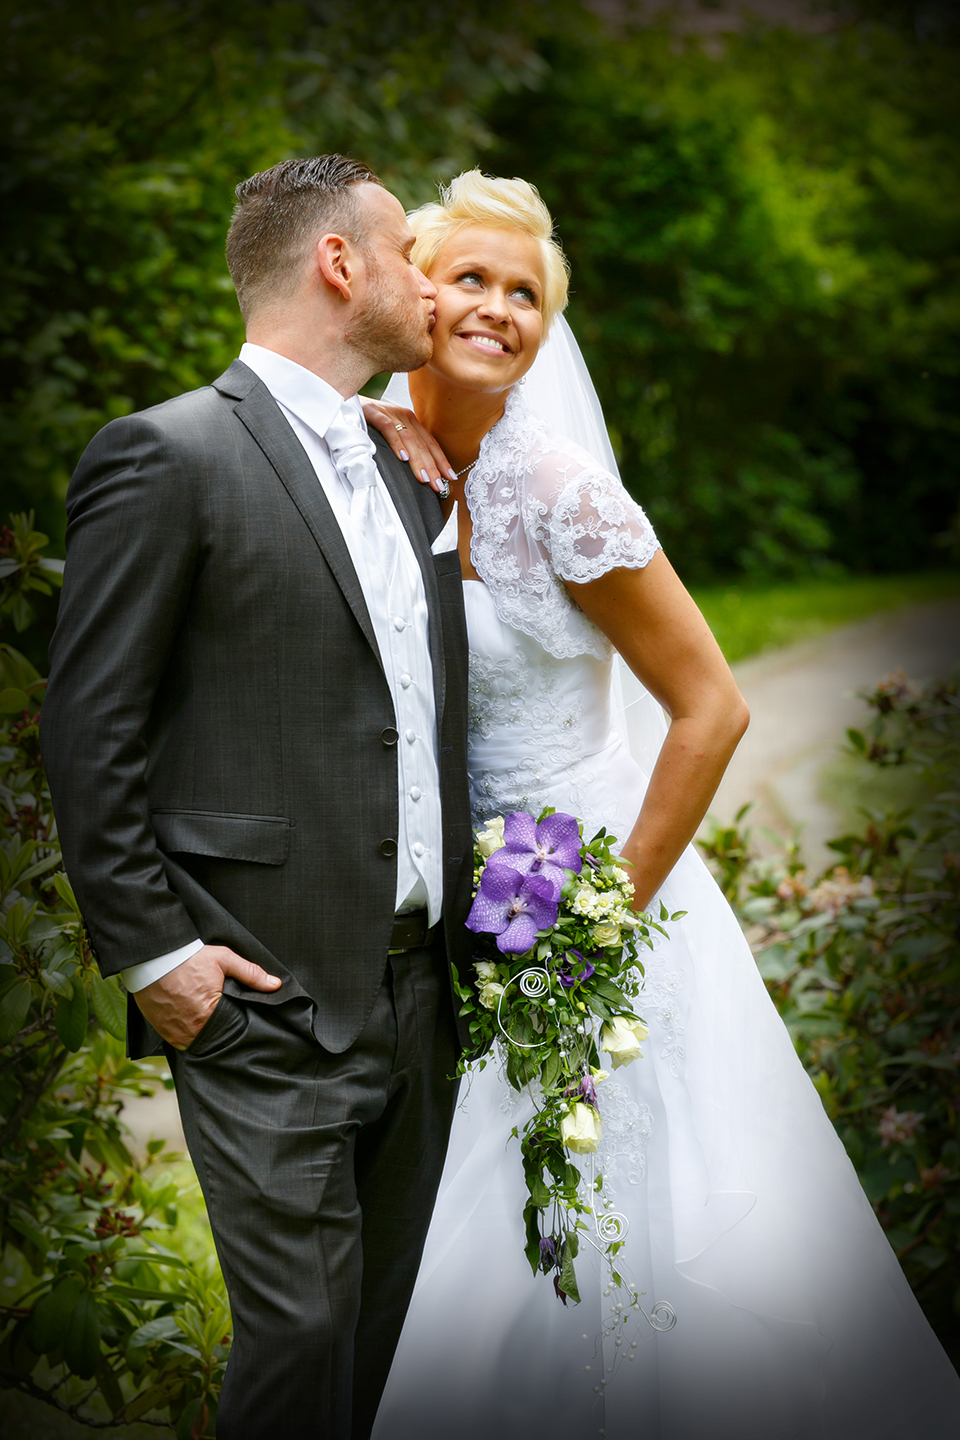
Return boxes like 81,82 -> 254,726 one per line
41,359 -> 475,1058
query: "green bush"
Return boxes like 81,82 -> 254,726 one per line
700,669 -> 960,1353
0,517 -> 226,1434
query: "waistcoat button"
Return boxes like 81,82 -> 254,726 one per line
380,727 -> 399,746
378,838 -> 398,857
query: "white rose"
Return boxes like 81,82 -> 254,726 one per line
592,921 -> 621,948
476,817 -> 506,858
600,1015 -> 648,1069
474,960 -> 498,981
478,981 -> 505,1010
560,1101 -> 603,1155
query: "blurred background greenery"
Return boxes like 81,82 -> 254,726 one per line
2,0 -> 958,599
1,7 -> 959,1428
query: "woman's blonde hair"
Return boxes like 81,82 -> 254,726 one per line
408,171 -> 569,336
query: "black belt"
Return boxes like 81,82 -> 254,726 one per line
389,909 -> 435,953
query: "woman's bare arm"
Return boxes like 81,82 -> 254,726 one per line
567,550 -> 749,911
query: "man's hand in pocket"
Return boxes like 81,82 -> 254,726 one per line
134,945 -> 281,1049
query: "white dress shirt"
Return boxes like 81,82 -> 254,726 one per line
123,343 -> 445,992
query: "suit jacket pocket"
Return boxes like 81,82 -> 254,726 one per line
151,809 -> 292,865
432,549 -> 463,579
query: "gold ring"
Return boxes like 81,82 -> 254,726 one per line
394,423 -> 407,432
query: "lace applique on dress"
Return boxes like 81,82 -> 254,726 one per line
466,389 -> 660,662
638,952 -> 687,1081
596,1081 -> 653,1186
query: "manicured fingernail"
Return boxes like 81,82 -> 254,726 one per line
421,468 -> 430,485
400,450 -> 409,462
447,469 -> 458,483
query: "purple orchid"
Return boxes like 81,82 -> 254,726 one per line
466,864 -> 560,954
486,811 -> 583,895
555,947 -> 595,990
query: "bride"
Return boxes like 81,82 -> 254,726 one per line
361,172 -> 959,1438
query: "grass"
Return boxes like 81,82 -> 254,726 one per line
691,569 -> 960,664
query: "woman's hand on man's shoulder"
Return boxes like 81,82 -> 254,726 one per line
360,399 -> 455,496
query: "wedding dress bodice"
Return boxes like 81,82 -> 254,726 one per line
464,581 -> 632,840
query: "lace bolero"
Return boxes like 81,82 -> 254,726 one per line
466,388 -> 660,660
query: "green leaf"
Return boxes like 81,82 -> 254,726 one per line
100,1366 -> 125,1421
0,977 -> 32,1043
107,1283 -> 179,1302
558,1237 -> 581,1305
177,1396 -> 206,1440
540,1047 -> 561,1090
28,1277 -> 83,1354
590,977 -> 628,1007
91,971 -> 127,1040
55,977 -> 89,1050
63,1289 -> 101,1379
41,967 -> 74,997
129,1314 -> 182,1354
51,871 -> 81,913
527,1172 -> 551,1208
0,687 -> 30,714
0,642 -> 41,690
120,1381 -> 178,1424
19,851 -> 65,885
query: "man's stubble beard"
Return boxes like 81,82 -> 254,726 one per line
347,253 -> 434,376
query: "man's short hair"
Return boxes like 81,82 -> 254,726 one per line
226,155 -> 382,321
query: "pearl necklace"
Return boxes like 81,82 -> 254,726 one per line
452,458 -> 478,479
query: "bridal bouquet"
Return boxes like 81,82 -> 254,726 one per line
455,809 -> 684,1305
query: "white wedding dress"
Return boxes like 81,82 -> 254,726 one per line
372,380 -> 959,1439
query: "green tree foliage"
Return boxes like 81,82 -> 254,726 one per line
0,0 -> 564,551
4,2 -> 957,584
489,15 -> 960,581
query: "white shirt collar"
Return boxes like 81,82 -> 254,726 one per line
238,342 -> 354,440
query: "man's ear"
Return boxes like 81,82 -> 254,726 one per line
317,233 -> 355,302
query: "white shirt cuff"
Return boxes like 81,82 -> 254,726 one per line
122,937 -> 204,994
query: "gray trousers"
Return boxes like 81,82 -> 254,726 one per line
167,942 -> 459,1440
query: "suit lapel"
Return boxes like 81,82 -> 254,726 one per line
214,362 -> 382,668
373,433 -> 448,725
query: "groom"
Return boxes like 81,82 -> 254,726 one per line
41,156 -> 474,1439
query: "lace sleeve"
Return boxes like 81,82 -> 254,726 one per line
544,462 -> 660,585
